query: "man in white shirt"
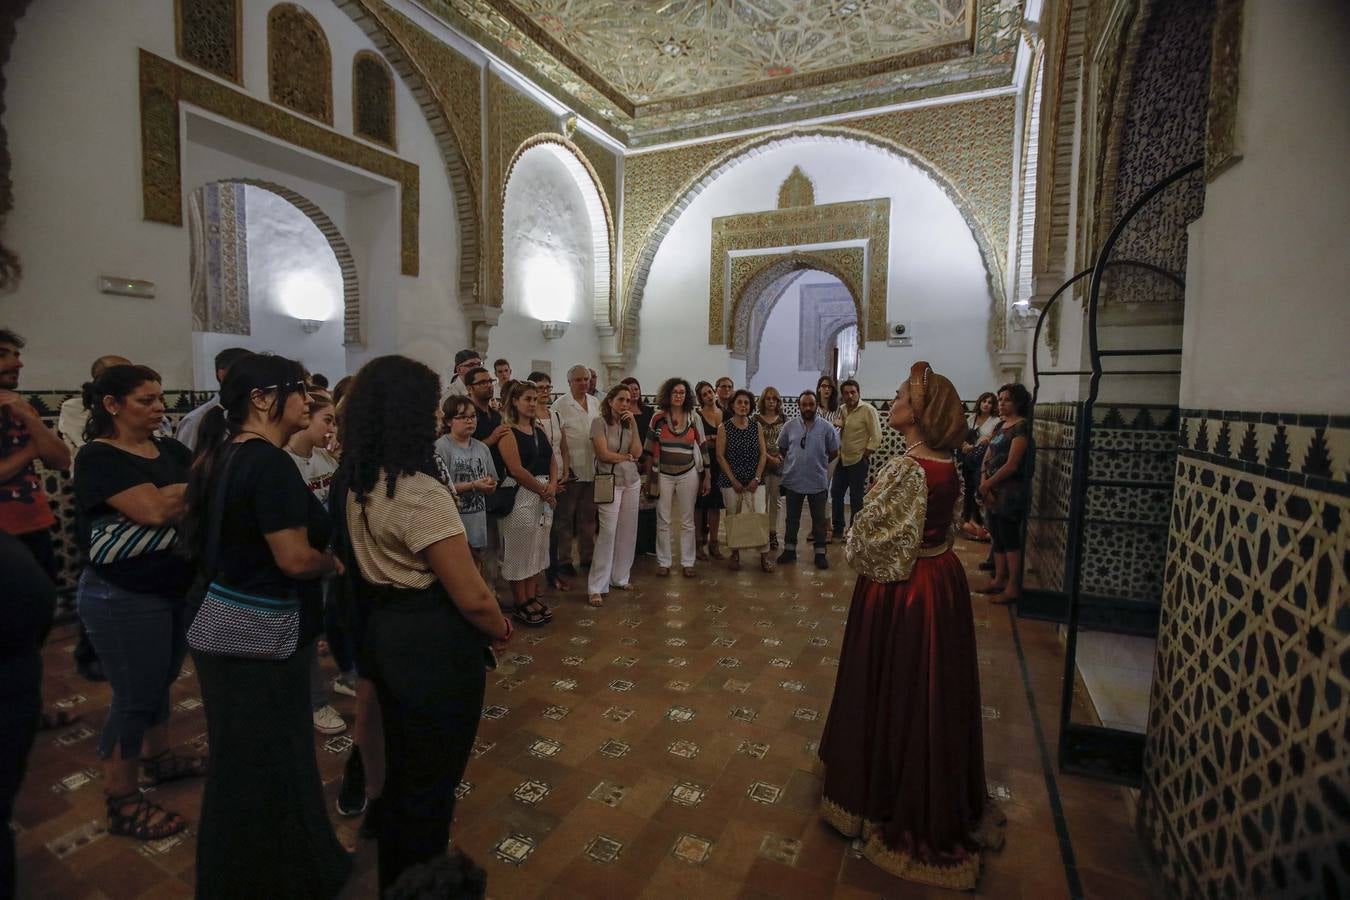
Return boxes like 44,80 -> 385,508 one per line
175,346 -> 251,452
443,348 -> 481,397
550,364 -> 599,574
57,354 -> 129,449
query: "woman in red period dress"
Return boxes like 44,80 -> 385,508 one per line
818,361 -> 1005,890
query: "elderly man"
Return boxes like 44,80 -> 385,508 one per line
443,348 -> 482,397
550,364 -> 599,574
776,389 -> 839,570
175,346 -> 251,452
56,354 -> 130,448
831,378 -> 881,536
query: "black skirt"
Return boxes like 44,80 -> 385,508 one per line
193,645 -> 351,899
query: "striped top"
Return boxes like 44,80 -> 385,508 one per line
347,470 -> 465,589
645,411 -> 705,477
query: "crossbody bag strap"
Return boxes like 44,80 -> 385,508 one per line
203,442 -> 242,580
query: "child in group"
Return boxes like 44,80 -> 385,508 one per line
434,395 -> 497,569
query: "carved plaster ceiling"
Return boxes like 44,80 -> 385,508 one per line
428,0 -> 1025,146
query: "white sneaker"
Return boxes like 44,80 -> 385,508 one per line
313,704 -> 347,735
332,673 -> 358,698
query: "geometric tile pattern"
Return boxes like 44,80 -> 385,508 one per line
1141,442 -> 1350,899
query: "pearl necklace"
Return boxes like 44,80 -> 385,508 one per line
903,440 -> 928,458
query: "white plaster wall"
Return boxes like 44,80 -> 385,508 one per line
193,185 -> 345,384
3,0 -> 466,388
489,148 -> 601,381
632,139 -> 1000,400
1180,0 -> 1350,414
750,271 -> 843,394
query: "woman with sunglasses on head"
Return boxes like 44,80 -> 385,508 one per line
182,354 -> 351,899
693,380 -> 725,560
498,380 -> 558,626
332,356 -> 510,891
74,365 -> 202,843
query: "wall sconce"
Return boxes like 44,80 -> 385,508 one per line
541,320 -> 568,340
299,319 -> 324,334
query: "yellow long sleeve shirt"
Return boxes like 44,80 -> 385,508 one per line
838,402 -> 881,466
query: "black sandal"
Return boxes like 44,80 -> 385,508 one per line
141,750 -> 208,786
107,791 -> 187,841
512,601 -> 549,628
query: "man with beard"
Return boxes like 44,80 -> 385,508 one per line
776,389 -> 839,570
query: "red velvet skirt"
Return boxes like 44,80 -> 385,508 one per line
818,551 -> 1004,890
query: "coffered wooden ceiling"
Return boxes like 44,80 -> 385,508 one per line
428,0 -> 1026,147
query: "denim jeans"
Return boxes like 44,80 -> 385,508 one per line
77,567 -> 187,759
783,489 -> 828,553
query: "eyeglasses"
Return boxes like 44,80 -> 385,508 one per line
452,413 -> 478,421
470,379 -> 494,387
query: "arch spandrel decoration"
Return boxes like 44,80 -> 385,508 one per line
268,4 -> 333,125
352,50 -> 396,149
196,178 -> 363,346
620,126 -> 1009,367
501,134 -> 617,333
709,197 -> 888,346
175,0 -> 241,83
731,252 -> 865,384
777,166 -> 815,208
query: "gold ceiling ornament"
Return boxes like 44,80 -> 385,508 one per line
707,198 -> 888,347
138,49 -> 421,277
335,0 -> 482,298
618,103 -> 1014,365
777,166 -> 816,209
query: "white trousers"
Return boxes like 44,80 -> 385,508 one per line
589,480 -> 640,594
721,485 -> 769,553
656,468 -> 700,569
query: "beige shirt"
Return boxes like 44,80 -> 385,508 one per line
838,401 -> 882,467
346,471 -> 465,589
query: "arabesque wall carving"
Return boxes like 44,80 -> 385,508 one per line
267,4 -> 333,125
334,0 -> 480,297
175,0 -> 241,83
353,50 -> 396,148
138,50 -> 419,276
621,97 -> 1015,361
710,199 -> 885,346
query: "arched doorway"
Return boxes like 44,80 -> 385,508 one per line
187,180 -> 353,386
743,267 -> 861,393
492,137 -> 615,377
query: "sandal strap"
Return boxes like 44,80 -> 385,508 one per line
107,791 -> 180,839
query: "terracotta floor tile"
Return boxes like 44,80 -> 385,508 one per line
15,538 -> 1163,898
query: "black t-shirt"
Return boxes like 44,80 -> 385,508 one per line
472,403 -> 506,478
74,438 -> 195,596
213,440 -> 330,642
510,427 -> 553,478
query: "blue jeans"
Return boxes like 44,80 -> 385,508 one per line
77,567 -> 187,759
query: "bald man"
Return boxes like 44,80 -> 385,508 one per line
57,354 -> 130,449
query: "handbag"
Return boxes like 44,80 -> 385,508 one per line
594,422 -> 626,505
724,490 -> 770,549
186,443 -> 301,660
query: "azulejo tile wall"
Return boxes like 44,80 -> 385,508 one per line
1141,408 -> 1349,899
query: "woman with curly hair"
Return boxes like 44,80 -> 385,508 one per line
645,378 -> 710,577
331,355 -> 511,892
498,380 -> 558,626
182,353 -> 350,899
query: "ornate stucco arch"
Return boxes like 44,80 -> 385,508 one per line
194,178 -> 362,345
620,127 -> 1007,367
732,253 -> 864,384
501,134 -> 617,336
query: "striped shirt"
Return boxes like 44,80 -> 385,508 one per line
346,471 -> 465,589
645,411 -> 705,477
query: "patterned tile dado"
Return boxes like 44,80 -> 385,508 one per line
138,50 -> 420,277
1141,434 -> 1350,899
1177,409 -> 1350,497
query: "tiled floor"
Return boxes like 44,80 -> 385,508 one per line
14,536 -> 1165,898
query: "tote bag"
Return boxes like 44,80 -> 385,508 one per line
724,491 -> 770,549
